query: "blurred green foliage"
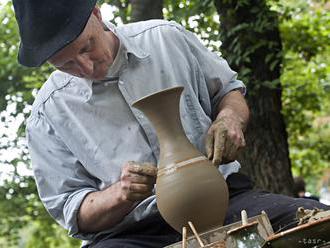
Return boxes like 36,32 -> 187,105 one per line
279,0 -> 330,194
0,2 -> 80,247
0,0 -> 329,246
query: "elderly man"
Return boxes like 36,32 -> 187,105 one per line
13,0 -> 328,247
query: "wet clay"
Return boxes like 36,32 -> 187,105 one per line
132,86 -> 229,233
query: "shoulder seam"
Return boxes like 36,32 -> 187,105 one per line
42,76 -> 74,104
126,21 -> 183,38
31,75 -> 74,117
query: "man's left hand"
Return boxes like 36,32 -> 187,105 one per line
205,108 -> 246,166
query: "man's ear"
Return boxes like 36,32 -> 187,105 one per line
92,6 -> 102,22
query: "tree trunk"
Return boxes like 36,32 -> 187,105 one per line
213,0 -> 294,195
130,0 -> 163,22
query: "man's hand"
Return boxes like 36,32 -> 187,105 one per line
205,90 -> 249,166
118,161 -> 157,202
205,108 -> 247,166
78,161 -> 157,233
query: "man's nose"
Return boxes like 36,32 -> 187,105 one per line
76,54 -> 93,77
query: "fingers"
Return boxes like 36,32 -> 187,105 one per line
205,118 -> 246,166
120,162 -> 157,202
222,137 -> 237,163
121,171 -> 156,185
213,126 -> 226,165
122,163 -> 157,184
224,129 -> 245,161
120,182 -> 154,201
223,128 -> 246,162
127,161 -> 157,177
205,132 -> 214,160
123,192 -> 153,202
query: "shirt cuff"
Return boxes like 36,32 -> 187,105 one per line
218,160 -> 241,179
219,79 -> 246,101
212,79 -> 246,118
64,188 -> 98,240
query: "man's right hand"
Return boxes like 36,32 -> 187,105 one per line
78,161 -> 157,233
118,161 -> 157,202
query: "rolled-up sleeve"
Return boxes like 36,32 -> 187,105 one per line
179,25 -> 246,112
26,112 -> 98,240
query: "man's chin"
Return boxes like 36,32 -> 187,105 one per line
89,75 -> 106,81
91,68 -> 109,81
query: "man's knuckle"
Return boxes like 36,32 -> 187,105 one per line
121,181 -> 131,190
121,194 -> 129,201
228,130 -> 237,137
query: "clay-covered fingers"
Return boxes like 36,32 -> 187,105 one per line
222,129 -> 246,163
119,181 -> 154,201
205,117 -> 246,166
119,162 -> 157,202
212,126 -> 226,165
127,161 -> 157,177
205,132 -> 214,161
205,121 -> 226,166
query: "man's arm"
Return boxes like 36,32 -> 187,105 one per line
77,162 -> 157,233
176,25 -> 248,165
217,90 -> 249,131
205,90 -> 249,165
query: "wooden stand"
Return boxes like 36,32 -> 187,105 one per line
166,212 -> 273,248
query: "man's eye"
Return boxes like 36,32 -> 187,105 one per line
80,39 -> 92,54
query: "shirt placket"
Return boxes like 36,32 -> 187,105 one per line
117,79 -> 160,162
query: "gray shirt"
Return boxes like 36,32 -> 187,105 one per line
26,20 -> 246,243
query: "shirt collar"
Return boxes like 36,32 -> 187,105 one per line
103,20 -> 149,60
106,37 -> 127,78
81,21 -> 150,101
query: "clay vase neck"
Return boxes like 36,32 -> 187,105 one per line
132,86 -> 229,234
132,87 -> 202,168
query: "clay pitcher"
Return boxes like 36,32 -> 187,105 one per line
132,86 -> 229,233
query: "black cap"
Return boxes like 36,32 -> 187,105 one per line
13,0 -> 98,67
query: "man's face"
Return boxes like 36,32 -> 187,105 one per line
48,7 -> 119,81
